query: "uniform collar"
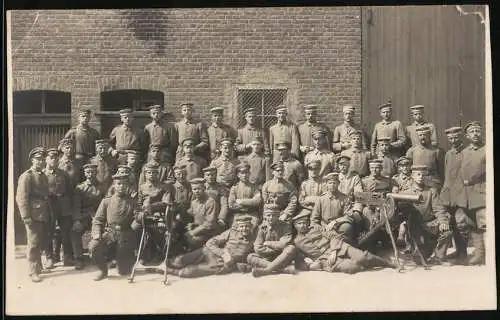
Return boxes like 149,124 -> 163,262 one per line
468,143 -> 483,150
183,118 -> 192,125
381,119 -> 392,125
45,167 -> 56,174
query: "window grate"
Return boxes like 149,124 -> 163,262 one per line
237,89 -> 287,130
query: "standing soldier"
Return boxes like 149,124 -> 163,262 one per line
207,106 -> 237,161
405,105 -> 438,148
90,139 -> 117,191
64,109 -> 100,164
235,108 -> 270,158
370,100 -> 407,158
175,138 -> 208,181
16,147 -> 50,282
298,104 -> 331,158
341,130 -> 371,177
71,164 -> 107,270
58,138 -> 83,188
376,137 -> 397,178
144,105 -> 175,165
109,108 -> 145,165
261,161 -> 298,223
406,125 -> 444,190
173,103 -> 209,161
298,160 -> 326,216
332,105 -> 368,153
244,136 -> 271,187
304,127 -> 337,178
227,162 -> 263,228
138,144 -> 173,185
391,156 -> 413,193
44,148 -> 74,268
276,141 -> 306,188
269,105 -> 300,162
210,138 -> 240,188
337,155 -> 363,198
203,166 -> 230,230
170,165 -> 192,255
247,203 -> 297,277
454,121 -> 486,265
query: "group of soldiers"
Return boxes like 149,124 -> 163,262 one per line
15,101 -> 486,283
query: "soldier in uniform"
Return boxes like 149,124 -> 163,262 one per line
173,103 -> 209,161
340,130 -> 371,177
298,104 -> 331,158
261,161 -> 298,223
269,105 -> 300,162
244,136 -> 271,187
227,162 -> 263,228
332,105 -> 368,153
337,155 -> 363,197
144,105 -> 175,165
454,121 -> 486,265
276,141 -> 306,187
169,165 -> 193,256
58,138 -> 83,188
209,138 -> 240,188
44,148 -> 74,268
401,165 -> 453,265
406,125 -> 444,190
164,215 -> 255,278
292,211 -> 396,274
125,150 -> 142,185
88,173 -> 139,281
304,127 -> 337,178
391,156 -> 413,193
361,159 -> 393,227
90,139 -> 117,191
298,159 -> 326,216
138,143 -> 173,185
64,109 -> 100,164
71,164 -> 108,270
235,108 -> 270,158
109,108 -> 146,165
405,105 -> 438,148
203,166 -> 229,230
370,100 -> 407,158
207,106 -> 237,161
175,138 -> 208,181
16,147 -> 51,282
376,137 -> 397,178
247,203 -> 297,277
107,165 -> 138,199
184,178 -> 220,250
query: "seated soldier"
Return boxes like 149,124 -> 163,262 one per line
276,141 -> 306,187
293,210 -> 396,274
304,127 -> 337,178
228,162 -> 263,228
163,215 -> 256,278
125,150 -> 142,183
376,137 -> 397,178
261,161 -> 299,223
210,138 -> 240,188
400,165 -> 453,265
203,166 -> 229,230
139,143 -> 173,185
184,178 -> 220,250
175,138 -> 208,181
391,156 -> 413,193
247,204 -> 297,277
311,172 -> 356,244
298,159 -> 326,216
340,130 -> 371,177
337,155 -> 363,198
106,165 -> 138,199
90,139 -> 117,191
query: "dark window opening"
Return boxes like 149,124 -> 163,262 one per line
237,89 -> 287,130
13,90 -> 71,114
101,90 -> 164,112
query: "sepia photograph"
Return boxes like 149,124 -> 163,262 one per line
5,5 -> 496,314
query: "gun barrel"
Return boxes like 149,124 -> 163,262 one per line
386,193 -> 422,203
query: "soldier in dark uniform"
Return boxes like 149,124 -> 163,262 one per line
269,105 -> 300,162
64,109 -> 100,164
210,138 -> 240,188
340,130 -> 371,177
109,108 -> 146,165
207,106 -> 237,161
173,103 -> 209,161
235,108 -> 270,158
175,138 -> 208,181
370,101 -> 407,158
90,139 -> 117,191
88,173 -> 139,281
298,159 -> 326,217
292,211 -> 396,274
44,148 -> 74,268
203,166 -> 229,230
391,156 -> 413,193
163,215 -> 255,278
170,165 -> 192,255
298,104 -> 331,158
454,121 -> 486,265
244,136 -> 271,187
107,165 -> 138,199
247,203 -> 297,277
71,164 -> 108,270
332,105 -> 368,153
58,138 -> 83,188
405,105 -> 438,148
401,165 -> 453,265
227,162 -> 263,228
376,137 -> 397,178
361,159 -> 393,227
261,161 -> 298,223
138,143 -> 173,185
144,105 -> 175,165
276,141 -> 305,187
304,127 -> 337,178
184,178 -> 220,250
337,155 -> 363,197
125,150 -> 143,183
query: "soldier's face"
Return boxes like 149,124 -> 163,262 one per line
343,111 -> 354,122
264,213 -> 279,226
370,166 -> 382,176
351,135 -> 361,147
380,109 -> 392,120
78,114 -> 89,125
61,145 -> 73,156
212,113 -> 223,124
312,135 -> 326,149
294,219 -> 310,234
220,144 -> 231,157
96,144 -> 106,156
150,110 -> 161,121
338,162 -> 349,173
114,180 -> 127,195
245,113 -> 255,125
466,127 -> 482,144
276,111 -> 287,122
121,114 -> 132,125
146,170 -> 159,182
191,184 -> 204,198
378,142 -> 389,154
305,110 -> 316,122
412,110 -> 424,122
174,170 -> 186,181
412,171 -> 425,185
273,167 -> 284,179
84,169 -> 97,180
237,169 -> 249,182
183,144 -> 194,155
204,171 -> 216,184
326,180 -> 339,192
236,222 -> 251,237
182,107 -> 192,119
251,142 -> 263,153
447,134 -> 462,148
308,168 -> 320,178
46,155 -> 58,168
127,156 -> 139,167
31,156 -> 45,170
399,164 -> 411,175
277,147 -> 289,159
418,132 -> 430,144
150,148 -> 160,160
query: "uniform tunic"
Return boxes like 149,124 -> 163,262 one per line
261,179 -> 298,220
406,122 -> 438,147
236,124 -> 270,156
64,125 -> 100,160
406,145 -> 444,185
341,148 -> 371,177
58,155 -> 83,188
377,154 -> 397,178
187,194 -> 219,239
304,149 -> 337,177
144,121 -> 175,162
137,182 -> 173,212
253,220 -> 293,257
245,152 -> 270,186
269,122 -> 300,162
175,156 -> 208,181
210,156 -> 240,187
89,155 -> 117,190
456,144 -> 486,210
361,175 -> 393,193
228,181 -> 262,223
338,172 -> 363,196
391,173 -> 413,192
207,123 -> 236,160
311,191 -> 350,226
370,120 -> 407,156
172,181 -> 192,214
138,160 -> 173,186
43,167 -> 73,219
174,120 -> 209,159
109,124 -> 144,153
205,183 -> 230,224
332,122 -> 368,152
282,157 -> 306,187
298,122 -> 332,152
299,178 -> 326,211
440,145 -> 465,207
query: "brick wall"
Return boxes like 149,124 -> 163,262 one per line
10,8 -> 362,131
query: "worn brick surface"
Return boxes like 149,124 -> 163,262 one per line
11,8 -> 362,130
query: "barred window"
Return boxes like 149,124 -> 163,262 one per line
237,89 -> 287,130
101,89 -> 164,112
13,90 -> 71,114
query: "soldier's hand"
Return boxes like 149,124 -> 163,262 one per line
92,233 -> 101,240
439,223 -> 450,232
72,220 -> 83,233
341,142 -> 351,149
222,250 -> 233,264
22,217 -> 33,226
304,257 -> 314,266
278,214 -> 288,222
217,219 -> 227,228
299,146 -> 309,153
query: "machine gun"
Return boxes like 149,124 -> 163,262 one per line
353,192 -> 429,271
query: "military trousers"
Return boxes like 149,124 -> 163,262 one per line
47,214 -> 73,262
88,228 -> 137,275
71,216 -> 92,261
316,244 -> 388,274
172,247 -> 228,278
408,218 -> 454,260
247,245 -> 296,271
25,220 -> 51,276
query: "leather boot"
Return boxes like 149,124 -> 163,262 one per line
264,246 -> 296,272
282,264 -> 297,275
362,251 -> 396,269
30,274 -> 42,283
468,232 -> 485,265
246,254 -> 270,268
45,258 -> 55,270
74,259 -> 85,270
252,267 -> 273,278
93,268 -> 108,281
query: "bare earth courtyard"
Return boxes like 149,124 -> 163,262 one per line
6,247 -> 497,314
